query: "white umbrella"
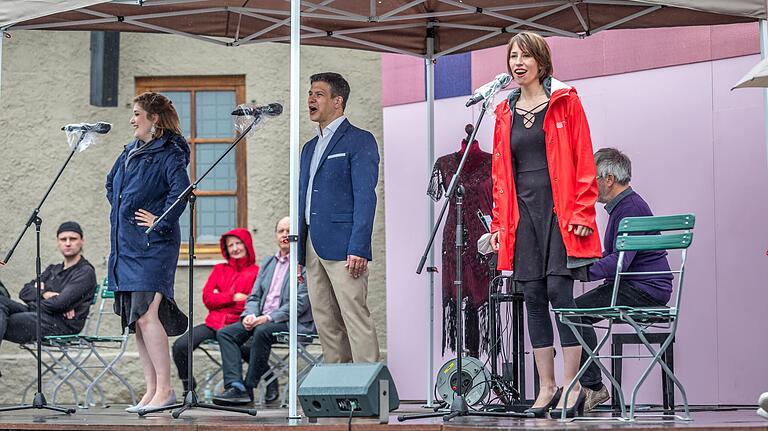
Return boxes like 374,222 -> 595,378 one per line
733,54 -> 768,89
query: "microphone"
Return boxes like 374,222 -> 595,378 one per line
465,73 -> 512,107
231,103 -> 283,117
61,122 -> 112,134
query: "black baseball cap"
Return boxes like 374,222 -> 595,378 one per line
57,221 -> 83,238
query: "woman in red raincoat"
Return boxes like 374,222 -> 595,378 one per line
170,228 -> 259,396
489,32 -> 602,418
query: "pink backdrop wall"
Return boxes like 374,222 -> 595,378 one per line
384,54 -> 768,405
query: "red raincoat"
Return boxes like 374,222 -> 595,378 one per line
491,78 -> 602,271
201,228 -> 259,330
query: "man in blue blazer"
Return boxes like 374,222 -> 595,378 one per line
298,72 -> 380,363
213,217 -> 314,405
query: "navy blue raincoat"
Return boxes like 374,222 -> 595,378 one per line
105,132 -> 191,298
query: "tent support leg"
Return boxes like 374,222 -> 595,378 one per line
424,27 -> 436,409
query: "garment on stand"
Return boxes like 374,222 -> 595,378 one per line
427,140 -> 493,356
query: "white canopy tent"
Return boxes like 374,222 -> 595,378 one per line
1,0 -> 765,420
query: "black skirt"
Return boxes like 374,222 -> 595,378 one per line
114,291 -> 188,337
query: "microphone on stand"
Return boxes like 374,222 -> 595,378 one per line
231,103 -> 283,117
61,122 -> 112,134
465,73 -> 512,107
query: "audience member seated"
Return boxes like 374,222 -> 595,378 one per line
576,148 -> 674,412
0,221 -> 97,350
171,228 -> 259,394
213,216 -> 315,406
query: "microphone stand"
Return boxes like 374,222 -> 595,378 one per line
399,97 -> 530,422
0,132 -> 89,415
137,116 -> 261,418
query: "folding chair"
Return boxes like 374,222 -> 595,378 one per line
81,286 -> 136,407
554,214 -> 695,422
198,338 -> 224,392
259,331 -> 323,406
20,282 -> 102,406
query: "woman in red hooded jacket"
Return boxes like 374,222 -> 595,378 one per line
171,228 -> 259,393
489,32 -> 602,418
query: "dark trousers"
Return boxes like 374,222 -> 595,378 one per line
576,281 -> 666,388
172,323 -> 217,385
519,275 -> 582,348
171,323 -> 253,387
217,320 -> 287,389
0,295 -> 64,347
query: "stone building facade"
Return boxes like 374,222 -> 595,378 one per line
0,30 -> 385,404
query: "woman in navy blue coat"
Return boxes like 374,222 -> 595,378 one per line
106,92 -> 190,411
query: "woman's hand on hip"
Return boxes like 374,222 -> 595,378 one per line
490,231 -> 500,251
568,224 -> 593,237
135,209 -> 157,227
233,292 -> 248,302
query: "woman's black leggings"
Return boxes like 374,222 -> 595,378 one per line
519,275 -> 582,348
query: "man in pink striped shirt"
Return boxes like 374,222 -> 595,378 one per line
213,217 -> 315,406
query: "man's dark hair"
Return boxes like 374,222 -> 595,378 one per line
310,72 -> 351,110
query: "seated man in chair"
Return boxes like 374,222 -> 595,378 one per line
577,149 -> 674,412
0,221 -> 97,350
213,216 -> 315,406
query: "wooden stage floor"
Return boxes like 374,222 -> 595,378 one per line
0,403 -> 765,431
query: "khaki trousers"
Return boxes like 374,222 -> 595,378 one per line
306,236 -> 380,363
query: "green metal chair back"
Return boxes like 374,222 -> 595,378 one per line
615,214 -> 695,252
617,214 -> 696,233
612,213 -> 696,311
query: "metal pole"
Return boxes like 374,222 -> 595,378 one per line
0,31 -> 4,100
288,0 -> 300,421
424,27 -> 436,408
761,18 -> 768,168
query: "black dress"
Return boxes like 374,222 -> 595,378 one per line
114,292 -> 188,337
510,107 -> 588,282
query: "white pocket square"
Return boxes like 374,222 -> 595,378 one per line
327,152 -> 347,159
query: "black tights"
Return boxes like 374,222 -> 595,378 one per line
519,275 -> 582,348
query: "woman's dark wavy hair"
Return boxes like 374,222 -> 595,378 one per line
134,92 -> 182,138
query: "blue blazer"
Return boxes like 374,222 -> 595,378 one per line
298,119 -> 379,265
105,132 -> 191,297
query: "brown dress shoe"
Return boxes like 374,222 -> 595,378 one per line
584,385 -> 610,412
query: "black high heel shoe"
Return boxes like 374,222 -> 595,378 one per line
549,388 -> 586,419
524,387 -> 562,418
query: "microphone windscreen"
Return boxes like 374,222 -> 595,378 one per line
268,103 -> 283,115
94,122 -> 112,134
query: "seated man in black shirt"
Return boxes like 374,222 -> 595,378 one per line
0,221 -> 97,348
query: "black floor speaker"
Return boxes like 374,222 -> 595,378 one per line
298,363 -> 399,419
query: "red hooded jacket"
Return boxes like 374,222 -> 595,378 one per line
201,228 -> 259,330
491,77 -> 602,271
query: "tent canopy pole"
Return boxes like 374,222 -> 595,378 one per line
288,0 -> 300,421
424,25 -> 436,408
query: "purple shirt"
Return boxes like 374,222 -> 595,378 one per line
262,252 -> 289,319
588,188 -> 673,304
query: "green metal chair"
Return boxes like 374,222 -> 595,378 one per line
553,214 -> 695,422
21,281 -> 102,406
81,278 -> 136,407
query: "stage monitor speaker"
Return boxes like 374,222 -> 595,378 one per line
90,31 -> 120,107
298,363 -> 399,422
